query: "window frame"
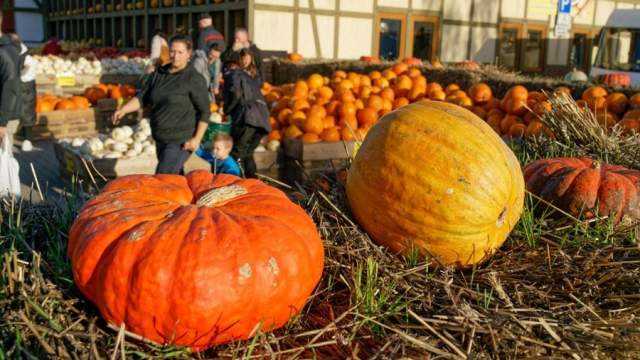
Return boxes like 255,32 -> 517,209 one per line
407,14 -> 440,62
373,12 -> 407,62
497,22 -> 524,70
522,23 -> 547,72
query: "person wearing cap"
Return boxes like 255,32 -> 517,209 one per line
196,13 -> 224,52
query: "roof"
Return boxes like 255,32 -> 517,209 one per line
605,9 -> 640,29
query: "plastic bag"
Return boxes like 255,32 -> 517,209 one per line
0,134 -> 21,198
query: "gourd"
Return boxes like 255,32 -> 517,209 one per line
111,127 -> 128,142
110,142 -> 128,153
71,138 -> 86,147
266,140 -> 280,152
346,101 -> 525,267
68,171 -> 324,350
524,157 -> 640,224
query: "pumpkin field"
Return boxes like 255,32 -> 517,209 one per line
2,61 -> 640,358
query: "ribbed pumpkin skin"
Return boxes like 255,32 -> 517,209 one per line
524,157 -> 640,223
346,101 -> 524,267
68,170 -> 324,350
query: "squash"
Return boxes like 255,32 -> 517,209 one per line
346,101 -> 524,267
599,73 -> 631,88
524,158 -> 640,224
68,171 -> 324,349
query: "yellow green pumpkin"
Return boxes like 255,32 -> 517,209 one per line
346,100 -> 524,267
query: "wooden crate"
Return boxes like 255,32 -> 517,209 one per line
254,150 -> 279,171
281,139 -> 356,184
32,109 -> 98,140
282,139 -> 357,162
55,142 -> 212,183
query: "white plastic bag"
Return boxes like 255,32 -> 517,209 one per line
0,134 -> 21,198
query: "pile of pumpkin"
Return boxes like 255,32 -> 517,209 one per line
260,63 -> 553,144
263,61 -> 436,144
36,94 -> 92,113
261,62 -> 640,144
576,86 -> 640,133
83,83 -> 137,106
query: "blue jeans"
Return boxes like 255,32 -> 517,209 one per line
155,141 -> 191,175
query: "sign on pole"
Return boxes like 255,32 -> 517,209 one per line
555,0 -> 572,37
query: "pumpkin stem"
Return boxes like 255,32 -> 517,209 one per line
196,185 -> 247,207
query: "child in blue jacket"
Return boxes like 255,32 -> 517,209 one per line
195,133 -> 242,176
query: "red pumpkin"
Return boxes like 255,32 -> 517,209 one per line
68,171 -> 324,350
524,158 -> 640,224
599,73 -> 631,88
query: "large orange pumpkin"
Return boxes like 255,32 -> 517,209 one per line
346,101 -> 524,266
68,171 -> 324,350
524,158 -> 640,224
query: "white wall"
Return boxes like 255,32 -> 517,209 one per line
297,13 -> 334,58
443,0 -> 472,21
253,10 -> 294,52
254,0 -> 294,6
337,17 -> 372,59
501,0 -> 526,18
298,0 -> 336,10
339,0 -> 374,13
412,0 -> 441,10
377,0 -> 409,8
472,0 -> 499,23
440,24 -> 469,62
594,0 -> 616,26
572,0 -> 595,25
470,27 -> 497,63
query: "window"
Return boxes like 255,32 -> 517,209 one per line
498,25 -> 521,69
375,14 -> 406,61
409,16 -> 439,62
594,28 -> 640,72
523,29 -> 544,70
570,33 -> 588,70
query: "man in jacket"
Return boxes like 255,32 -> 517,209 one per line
0,11 -> 22,141
221,28 -> 263,77
196,13 -> 225,52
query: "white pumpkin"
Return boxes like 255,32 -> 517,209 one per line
131,142 -> 143,154
255,145 -> 266,153
266,140 -> 280,152
110,141 -> 128,153
133,131 -> 147,142
71,138 -> 86,147
125,149 -> 138,157
209,112 -> 223,124
142,145 -> 156,154
111,127 -> 128,142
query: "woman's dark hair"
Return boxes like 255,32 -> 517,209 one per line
237,48 -> 257,78
169,34 -> 193,51
154,28 -> 166,38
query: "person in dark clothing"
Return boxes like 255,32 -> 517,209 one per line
113,35 -> 211,175
8,33 -> 36,140
223,49 -> 271,178
221,28 -> 263,77
0,11 -> 22,141
196,13 -> 225,52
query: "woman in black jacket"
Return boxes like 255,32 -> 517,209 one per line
223,48 -> 271,178
114,35 -> 211,174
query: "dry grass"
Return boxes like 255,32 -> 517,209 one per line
1,168 -> 640,359
534,92 -> 640,170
